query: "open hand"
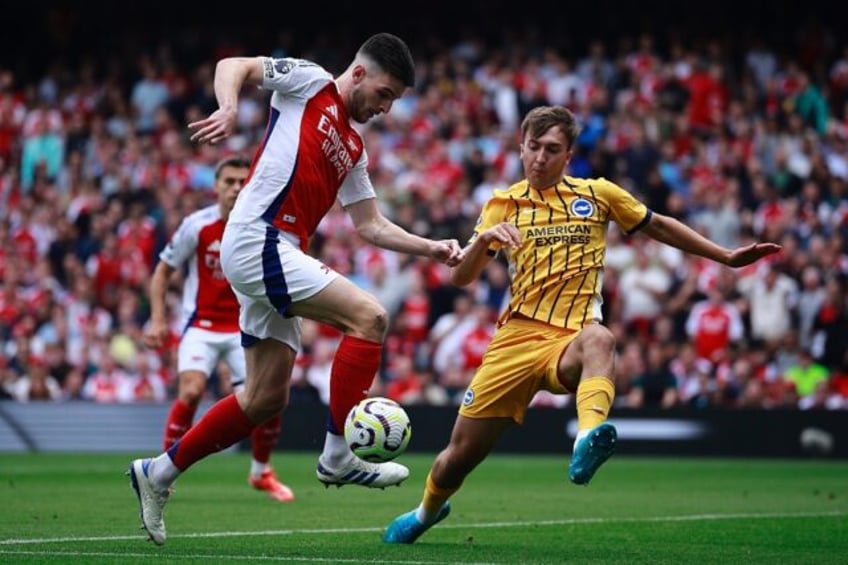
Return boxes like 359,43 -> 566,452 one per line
726,242 -> 782,268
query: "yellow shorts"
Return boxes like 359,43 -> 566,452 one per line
458,317 -> 578,424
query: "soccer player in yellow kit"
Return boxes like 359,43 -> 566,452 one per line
383,105 -> 781,543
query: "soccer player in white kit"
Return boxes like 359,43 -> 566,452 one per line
143,156 -> 294,503
129,33 -> 463,545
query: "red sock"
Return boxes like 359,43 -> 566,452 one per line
162,399 -> 198,451
168,394 -> 256,471
251,414 -> 282,464
328,335 -> 382,434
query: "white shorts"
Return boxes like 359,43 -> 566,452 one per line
178,327 -> 247,389
221,222 -> 339,351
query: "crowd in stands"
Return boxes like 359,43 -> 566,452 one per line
2,24 -> 848,411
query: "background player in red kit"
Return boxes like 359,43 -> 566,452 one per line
129,32 -> 463,545
144,156 -> 294,503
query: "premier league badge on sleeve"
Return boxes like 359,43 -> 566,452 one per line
274,59 -> 295,74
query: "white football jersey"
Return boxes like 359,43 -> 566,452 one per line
229,57 -> 377,251
160,205 -> 240,333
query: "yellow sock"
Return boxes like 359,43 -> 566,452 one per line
575,376 -> 615,431
421,472 -> 459,521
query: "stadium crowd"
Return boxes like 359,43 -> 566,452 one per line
2,23 -> 848,411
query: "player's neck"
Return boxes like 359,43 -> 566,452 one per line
529,182 -> 558,192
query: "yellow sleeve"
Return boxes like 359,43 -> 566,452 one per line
601,179 -> 652,234
468,193 -> 510,251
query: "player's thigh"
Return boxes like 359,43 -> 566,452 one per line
222,223 -> 338,318
555,323 -> 615,391
459,319 -> 566,424
288,276 -> 385,333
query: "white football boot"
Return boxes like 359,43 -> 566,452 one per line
128,458 -> 171,545
316,456 -> 409,489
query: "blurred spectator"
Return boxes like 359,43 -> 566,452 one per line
385,354 -> 423,405
796,266 -> 827,351
429,292 -> 476,377
784,349 -> 829,398
627,342 -> 678,408
455,304 -> 495,384
679,358 -> 719,409
613,341 -> 644,403
789,71 -> 829,135
20,115 -> 63,192
798,380 -> 844,410
5,356 -> 62,402
474,259 -> 510,313
288,319 -> 323,405
396,270 -> 431,353
685,286 -> 744,363
745,38 -> 778,94
81,353 -> 128,403
737,263 -> 798,345
356,248 -> 410,316
120,351 -> 167,403
810,276 -> 848,370
691,189 -> 742,250
304,337 -> 335,406
618,241 -> 672,340
130,56 -> 170,135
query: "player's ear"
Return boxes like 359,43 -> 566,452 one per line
351,63 -> 367,83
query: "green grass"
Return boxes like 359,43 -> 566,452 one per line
0,452 -> 846,564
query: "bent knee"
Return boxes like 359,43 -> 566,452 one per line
581,324 -> 616,353
351,303 -> 388,341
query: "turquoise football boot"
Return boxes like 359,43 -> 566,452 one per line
382,502 -> 451,544
568,422 -> 617,485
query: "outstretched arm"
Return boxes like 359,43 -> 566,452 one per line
641,212 -> 781,267
188,57 -> 265,145
346,198 -> 463,266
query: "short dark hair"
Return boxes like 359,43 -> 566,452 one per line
521,106 -> 582,149
214,155 -> 250,178
358,33 -> 415,88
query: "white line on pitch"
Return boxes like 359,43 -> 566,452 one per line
0,510 -> 844,546
0,550 -> 494,565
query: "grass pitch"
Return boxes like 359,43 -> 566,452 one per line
0,452 -> 846,564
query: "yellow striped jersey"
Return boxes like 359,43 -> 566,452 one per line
470,175 -> 651,330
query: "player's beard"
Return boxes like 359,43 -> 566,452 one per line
349,90 -> 370,123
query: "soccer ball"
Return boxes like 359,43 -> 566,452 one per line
344,397 -> 412,462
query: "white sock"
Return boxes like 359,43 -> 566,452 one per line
250,459 -> 269,478
573,429 -> 590,452
320,432 -> 352,468
414,503 -> 438,525
149,454 -> 180,488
